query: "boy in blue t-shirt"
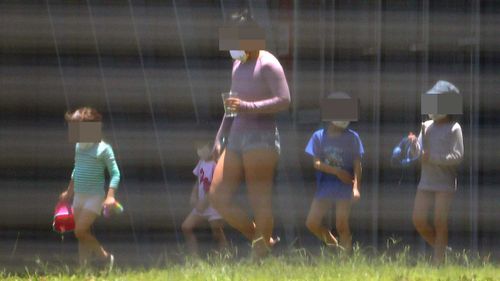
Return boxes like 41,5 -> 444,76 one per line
305,120 -> 364,252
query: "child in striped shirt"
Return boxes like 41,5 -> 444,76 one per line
59,107 -> 120,269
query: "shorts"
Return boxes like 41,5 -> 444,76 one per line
417,179 -> 457,193
73,193 -> 104,215
417,185 -> 457,193
315,185 -> 353,201
226,128 -> 280,154
191,207 -> 223,222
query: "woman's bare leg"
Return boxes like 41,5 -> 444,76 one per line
209,150 -> 254,240
242,148 -> 278,255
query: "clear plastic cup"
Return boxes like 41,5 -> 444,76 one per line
221,91 -> 238,117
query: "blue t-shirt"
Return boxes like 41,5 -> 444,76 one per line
305,128 -> 364,193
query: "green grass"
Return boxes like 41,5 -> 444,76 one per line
2,246 -> 498,281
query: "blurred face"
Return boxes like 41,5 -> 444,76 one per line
78,142 -> 95,149
68,121 -> 102,144
331,121 -> 350,129
428,114 -> 447,121
196,144 -> 211,161
219,25 -> 265,63
229,50 -> 248,62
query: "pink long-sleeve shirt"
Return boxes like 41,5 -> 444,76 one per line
216,51 -> 290,146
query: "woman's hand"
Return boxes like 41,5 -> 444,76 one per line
225,97 -> 242,112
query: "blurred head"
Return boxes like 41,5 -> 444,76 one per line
327,92 -> 351,130
194,140 -> 213,161
65,107 -> 102,145
421,80 -> 462,118
219,9 -> 265,61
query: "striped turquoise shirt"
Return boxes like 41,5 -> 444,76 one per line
71,141 -> 120,196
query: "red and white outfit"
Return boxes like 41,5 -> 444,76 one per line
191,160 -> 222,221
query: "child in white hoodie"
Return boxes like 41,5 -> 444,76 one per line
409,81 -> 464,265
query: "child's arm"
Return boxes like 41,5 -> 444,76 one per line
313,157 -> 354,185
418,122 -> 431,162
59,178 -> 74,201
352,157 -> 362,202
103,146 -> 121,207
60,149 -> 77,202
104,188 -> 117,207
105,155 -> 120,190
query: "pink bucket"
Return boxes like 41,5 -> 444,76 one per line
52,201 -> 75,234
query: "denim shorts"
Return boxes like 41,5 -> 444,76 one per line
226,128 -> 280,154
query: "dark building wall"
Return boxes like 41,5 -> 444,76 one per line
0,0 -> 498,265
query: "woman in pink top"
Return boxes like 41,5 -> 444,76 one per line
209,11 -> 291,258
